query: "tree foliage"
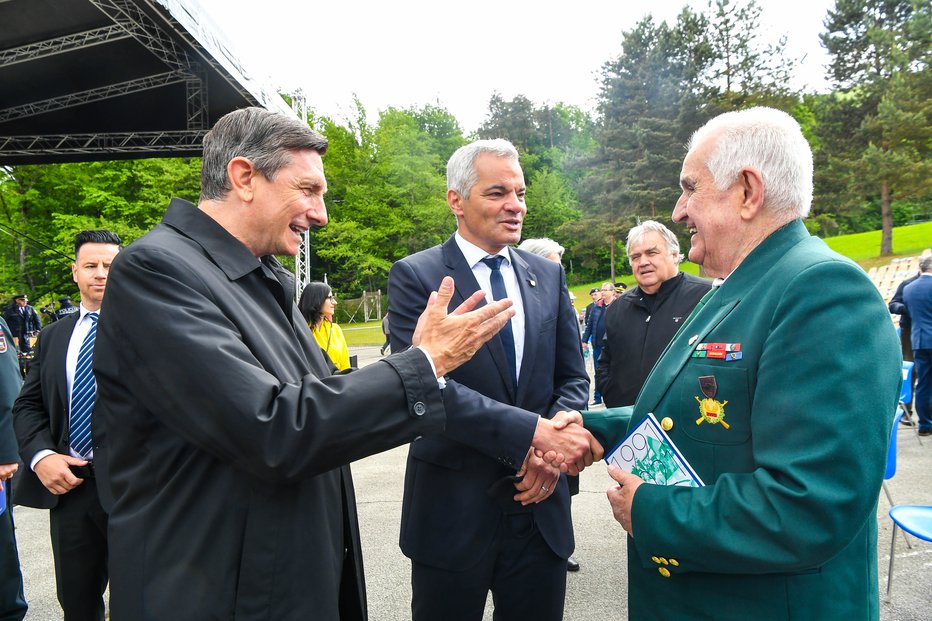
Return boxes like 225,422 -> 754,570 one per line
1,0 -> 929,304
817,0 -> 932,253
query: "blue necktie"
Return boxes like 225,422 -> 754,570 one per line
481,256 -> 517,389
69,313 -> 98,458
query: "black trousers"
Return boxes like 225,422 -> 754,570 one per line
0,483 -> 27,621
411,513 -> 566,621
49,477 -> 108,621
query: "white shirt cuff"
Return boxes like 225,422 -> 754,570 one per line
414,346 -> 447,390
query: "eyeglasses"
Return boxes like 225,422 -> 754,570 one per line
327,295 -> 337,301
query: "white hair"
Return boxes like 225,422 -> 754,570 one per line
446,139 -> 520,199
627,220 -> 680,258
689,107 -> 813,218
517,238 -> 565,258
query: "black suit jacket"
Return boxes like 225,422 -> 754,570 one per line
92,199 -> 447,621
12,312 -> 80,509
388,236 -> 589,570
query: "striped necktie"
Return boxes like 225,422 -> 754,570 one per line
69,312 -> 98,458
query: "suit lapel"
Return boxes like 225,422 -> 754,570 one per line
512,251 -> 538,404
441,237 -> 517,400
54,314 -> 80,414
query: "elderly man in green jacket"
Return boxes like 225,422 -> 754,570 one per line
581,107 -> 901,620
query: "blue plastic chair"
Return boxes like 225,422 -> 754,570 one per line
899,361 -> 922,445
900,361 -> 914,405
886,505 -> 932,594
882,408 -> 905,507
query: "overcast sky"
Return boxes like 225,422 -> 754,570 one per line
192,0 -> 837,132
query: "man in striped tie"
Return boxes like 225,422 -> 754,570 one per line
13,230 -> 121,621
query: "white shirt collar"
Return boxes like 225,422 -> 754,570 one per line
78,304 -> 100,321
454,231 -> 511,269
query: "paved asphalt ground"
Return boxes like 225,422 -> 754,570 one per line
11,345 -> 932,619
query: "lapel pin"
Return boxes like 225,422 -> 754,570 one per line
688,335 -> 698,346
528,279 -> 536,287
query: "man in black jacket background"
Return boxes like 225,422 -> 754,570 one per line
596,220 -> 711,407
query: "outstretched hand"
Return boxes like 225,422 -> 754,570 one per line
413,276 -> 515,377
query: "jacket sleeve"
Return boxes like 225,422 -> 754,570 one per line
547,268 -> 590,416
94,245 -> 448,485
12,332 -> 55,465
888,278 -> 907,315
581,309 -> 594,343
387,258 -> 538,469
0,319 -> 22,464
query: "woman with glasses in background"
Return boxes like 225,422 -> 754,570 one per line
298,282 -> 351,371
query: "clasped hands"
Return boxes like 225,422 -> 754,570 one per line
512,411 -> 604,505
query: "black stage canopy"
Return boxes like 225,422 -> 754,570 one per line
0,0 -> 293,165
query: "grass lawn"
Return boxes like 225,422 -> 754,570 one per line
824,221 -> 932,267
342,323 -> 384,347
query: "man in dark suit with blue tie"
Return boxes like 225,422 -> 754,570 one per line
389,139 -> 599,621
904,256 -> 932,436
13,230 -> 121,621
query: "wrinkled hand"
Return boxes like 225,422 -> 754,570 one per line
413,276 -> 515,377
607,465 -> 644,538
34,453 -> 87,495
532,414 -> 604,475
0,463 -> 16,494
512,448 -> 560,505
0,462 -> 17,482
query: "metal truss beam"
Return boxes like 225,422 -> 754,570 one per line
185,62 -> 208,130
88,0 -> 193,73
0,131 -> 206,158
0,71 -> 188,123
88,0 -> 208,129
0,25 -> 132,66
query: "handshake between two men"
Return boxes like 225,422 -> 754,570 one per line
410,275 -> 604,506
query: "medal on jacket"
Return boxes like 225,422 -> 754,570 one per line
695,375 -> 729,429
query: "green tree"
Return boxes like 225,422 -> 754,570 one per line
311,103 -> 462,295
0,158 -> 199,302
583,10 -> 714,281
819,0 -> 932,254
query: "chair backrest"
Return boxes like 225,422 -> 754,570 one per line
901,361 -> 914,404
886,407 -> 906,480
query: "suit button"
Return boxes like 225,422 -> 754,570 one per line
661,417 -> 674,431
412,435 -> 423,442
413,402 -> 426,416
658,567 -> 671,578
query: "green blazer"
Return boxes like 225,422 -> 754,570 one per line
584,220 -> 901,620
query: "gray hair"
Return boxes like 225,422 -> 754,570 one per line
626,220 -> 680,259
518,238 -> 564,259
446,139 -> 520,199
920,256 -> 932,273
689,107 -> 813,219
200,107 -> 329,202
